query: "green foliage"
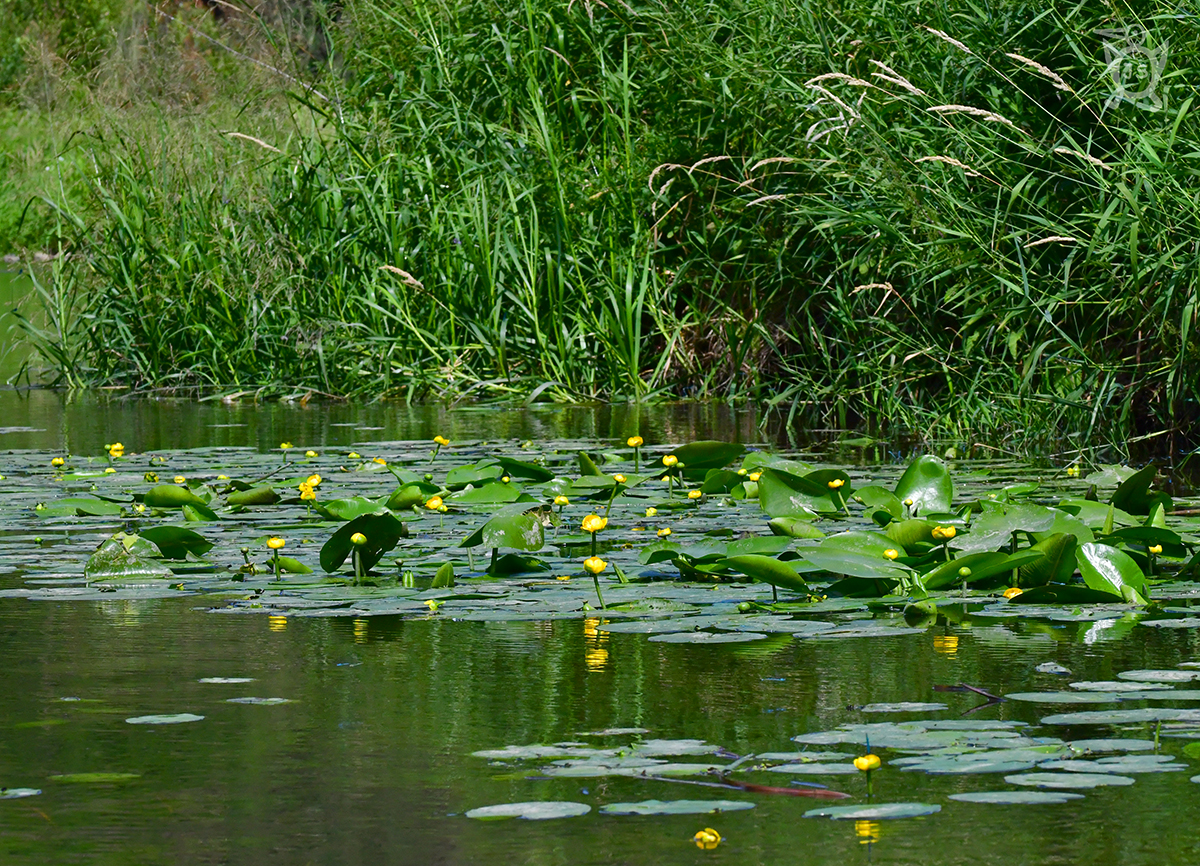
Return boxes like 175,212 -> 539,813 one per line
6,0 -> 1200,442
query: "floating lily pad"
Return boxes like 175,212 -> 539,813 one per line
1070,681 -> 1175,692
1068,739 -> 1158,753
1039,755 -> 1185,774
860,702 -> 948,713
898,757 -> 1039,775
801,626 -> 926,640
125,713 -> 204,725
465,801 -> 591,820
1118,670 -> 1200,683
226,697 -> 291,705
1005,692 -> 1122,704
647,631 -> 767,643
1035,662 -> 1072,675
1004,772 -> 1136,788
804,803 -> 942,820
949,791 -> 1083,805
198,677 -> 256,684
761,762 -> 858,775
0,788 -> 41,799
1041,708 -> 1200,725
598,799 -> 754,815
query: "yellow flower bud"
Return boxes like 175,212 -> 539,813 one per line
583,556 -> 607,575
662,455 -> 678,467
687,489 -> 702,500
645,507 -> 657,518
501,476 -> 511,483
216,474 -> 229,481
883,549 -> 899,560
657,527 -> 672,537
174,476 -> 186,484
931,525 -> 957,541
305,450 -> 318,458
627,436 -> 643,448
104,467 -> 116,474
1149,544 -> 1163,555
1066,466 -> 1080,477
613,474 -> 626,484
554,495 -> 570,506
1003,586 -> 1024,599
280,442 -> 293,450
582,514 -> 608,533
51,457 -> 65,467
267,537 -> 285,550
373,457 -> 387,466
350,532 -> 367,546
903,497 -> 914,507
348,452 -> 361,459
433,435 -> 450,447
854,754 -> 881,771
307,474 -> 322,486
748,471 -> 761,482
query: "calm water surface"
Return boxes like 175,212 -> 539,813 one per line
0,388 -> 1197,865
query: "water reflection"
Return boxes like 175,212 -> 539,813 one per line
583,617 -> 609,673
933,635 -> 959,655
855,820 -> 881,845
268,615 -> 288,632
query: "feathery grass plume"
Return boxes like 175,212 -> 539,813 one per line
927,104 -> 1020,129
223,132 -> 282,153
1024,236 -> 1078,248
915,155 -> 983,177
1004,53 -> 1072,92
1052,147 -> 1112,170
868,60 -> 926,96
922,26 -> 973,55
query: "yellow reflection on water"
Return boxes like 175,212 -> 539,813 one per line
855,820 -> 880,845
584,617 -> 609,672
354,618 -> 369,643
268,615 -> 288,632
933,635 -> 959,655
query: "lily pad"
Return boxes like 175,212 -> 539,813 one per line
1118,670 -> 1200,683
949,791 -> 1083,805
1004,772 -> 1136,789
465,801 -> 591,820
860,702 -> 948,713
198,677 -> 256,684
125,713 -> 204,725
647,631 -> 767,643
804,802 -> 942,820
226,697 -> 291,705
598,799 -> 754,815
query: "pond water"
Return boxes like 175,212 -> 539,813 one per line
0,421 -> 1198,865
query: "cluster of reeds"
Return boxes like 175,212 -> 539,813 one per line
7,0 -> 1199,445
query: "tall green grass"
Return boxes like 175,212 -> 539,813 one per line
8,0 -> 1200,446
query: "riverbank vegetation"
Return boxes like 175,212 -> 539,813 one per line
2,1 -> 1198,446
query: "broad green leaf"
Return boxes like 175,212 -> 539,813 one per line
853,485 -> 903,520
1077,542 -> 1148,604
432,561 -> 455,587
700,469 -> 744,494
576,452 -> 602,476
85,536 -> 173,580
921,550 -> 1043,590
144,484 -> 207,508
181,502 -> 219,522
227,486 -> 279,507
1112,464 -> 1171,515
670,441 -> 745,476
36,497 -> 125,517
894,455 -> 954,513
492,456 -> 555,483
719,555 -> 808,592
316,496 -> 390,521
799,548 -> 910,580
320,512 -> 409,573
139,526 -> 213,560
884,519 -> 936,550
446,462 -> 504,489
448,484 -> 531,504
461,512 -> 545,552
276,556 -> 312,575
741,452 -> 813,475
757,468 -> 835,516
768,517 -> 825,539
1017,533 -> 1078,588
820,531 -> 898,558
386,483 -> 438,511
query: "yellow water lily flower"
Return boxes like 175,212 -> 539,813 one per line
627,436 -> 643,448
662,455 -> 678,468
305,450 -> 318,458
931,525 -> 957,541
854,754 -> 882,771
582,514 -> 608,533
280,442 -> 293,450
350,532 -> 367,546
108,443 -> 125,458
501,476 -> 511,483
613,474 -> 626,484
1066,466 -> 1080,477
828,478 -> 845,489
1003,586 -> 1024,599
425,496 -> 444,511
645,507 -> 658,518
554,495 -> 570,506
693,828 -> 721,850
903,497 -> 914,507
299,482 -> 316,501
657,527 -> 672,537
748,471 -> 761,482
424,599 -> 442,612
267,537 -> 286,550
174,476 -> 186,484
1149,544 -> 1163,555
883,549 -> 899,560
583,556 -> 607,575
51,457 -> 64,467
373,457 -> 387,466
687,489 -> 702,500
306,474 -> 322,486
104,467 -> 116,474
216,474 -> 229,481
348,452 -> 361,459
433,435 -> 450,447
